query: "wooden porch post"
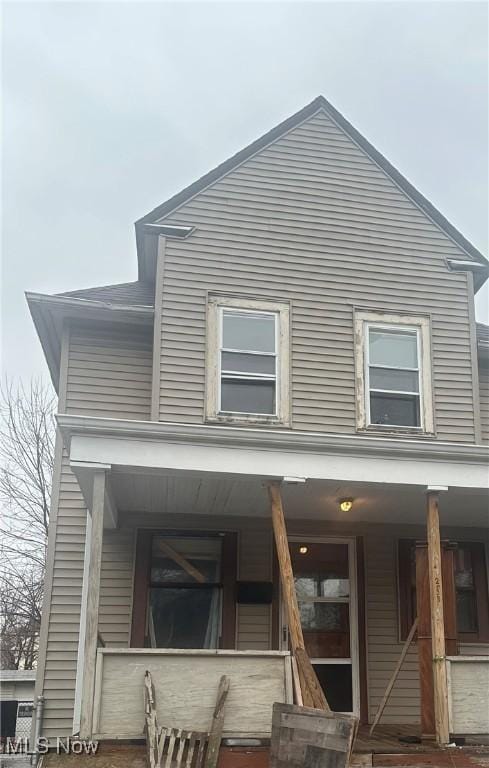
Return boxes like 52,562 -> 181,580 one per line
425,487 -> 450,746
267,482 -> 330,711
79,470 -> 106,738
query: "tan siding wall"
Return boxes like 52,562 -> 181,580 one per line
40,323 -> 152,738
66,322 -> 153,419
365,533 -> 419,723
479,362 -> 489,444
99,528 -> 135,647
156,111 -> 475,442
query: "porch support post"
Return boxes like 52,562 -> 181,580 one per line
425,487 -> 450,746
79,470 -> 106,738
267,482 -> 330,712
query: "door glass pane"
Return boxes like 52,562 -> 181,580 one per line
300,603 -> 350,658
221,378 -> 275,414
222,311 -> 275,353
369,329 -> 418,368
313,665 -> 353,712
149,587 -> 221,648
221,351 -> 275,375
370,392 -> 420,426
151,537 -> 221,584
291,543 -> 349,598
370,367 -> 419,393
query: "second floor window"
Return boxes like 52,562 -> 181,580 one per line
367,326 -> 421,428
220,309 -> 277,415
354,310 -> 434,433
206,296 -> 290,424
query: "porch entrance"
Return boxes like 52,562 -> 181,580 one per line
282,537 -> 360,717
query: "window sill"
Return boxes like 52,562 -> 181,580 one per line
206,414 -> 290,428
357,425 -> 435,439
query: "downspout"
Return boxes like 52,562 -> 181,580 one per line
30,695 -> 44,766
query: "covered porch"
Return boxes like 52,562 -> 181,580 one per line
57,414 -> 489,748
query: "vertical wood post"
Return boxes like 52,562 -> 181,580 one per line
79,470 -> 106,737
426,489 -> 450,746
267,482 -> 330,711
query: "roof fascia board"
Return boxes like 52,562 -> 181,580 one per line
135,95 -> 488,289
56,413 -> 489,465
26,292 -> 154,319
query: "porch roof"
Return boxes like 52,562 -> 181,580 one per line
57,414 -> 489,529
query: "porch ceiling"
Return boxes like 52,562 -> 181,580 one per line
109,468 -> 488,527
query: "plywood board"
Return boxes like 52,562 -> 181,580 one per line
93,650 -> 291,739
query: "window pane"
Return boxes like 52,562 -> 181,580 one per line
149,587 -> 221,648
455,548 -> 474,588
151,537 -> 221,584
370,392 -> 420,427
221,351 -> 275,375
456,591 -> 478,633
369,329 -> 418,368
299,602 -> 349,633
221,378 -> 275,414
222,311 -> 275,353
370,367 -> 419,393
313,665 -> 353,712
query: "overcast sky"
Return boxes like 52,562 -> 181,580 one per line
2,1 -> 488,383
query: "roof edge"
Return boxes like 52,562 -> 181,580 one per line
135,94 -> 488,289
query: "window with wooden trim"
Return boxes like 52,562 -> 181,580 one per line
131,530 -> 237,649
354,311 -> 434,433
206,296 -> 290,424
398,540 -> 489,642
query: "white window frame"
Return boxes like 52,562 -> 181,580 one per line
354,310 -> 434,434
206,295 -> 290,425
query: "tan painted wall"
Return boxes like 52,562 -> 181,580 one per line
37,322 -> 153,739
155,110 -> 477,442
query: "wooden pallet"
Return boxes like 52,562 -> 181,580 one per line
270,702 -> 358,768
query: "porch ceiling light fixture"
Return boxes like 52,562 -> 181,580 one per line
339,498 -> 353,513
299,546 -> 308,554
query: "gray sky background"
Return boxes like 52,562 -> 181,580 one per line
2,0 -> 488,384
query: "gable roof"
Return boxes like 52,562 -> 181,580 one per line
56,280 -> 154,307
135,95 -> 488,289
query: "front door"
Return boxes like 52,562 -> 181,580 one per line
283,537 -> 360,716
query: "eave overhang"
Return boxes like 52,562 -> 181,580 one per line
57,414 -> 489,491
26,293 -> 154,393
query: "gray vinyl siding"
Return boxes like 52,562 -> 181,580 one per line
479,362 -> 489,444
156,111 -> 475,441
66,322 -> 153,419
40,323 -> 152,738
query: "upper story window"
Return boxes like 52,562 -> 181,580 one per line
354,310 -> 434,434
206,296 -> 290,424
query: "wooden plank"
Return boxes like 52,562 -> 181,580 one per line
291,656 -> 303,706
267,482 -> 330,712
369,618 -> 418,736
96,651 -> 288,737
204,675 -> 230,768
426,491 -> 450,746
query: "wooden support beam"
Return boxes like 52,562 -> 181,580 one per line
79,470 -> 106,738
426,489 -> 450,746
369,618 -> 418,736
267,482 -> 330,712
